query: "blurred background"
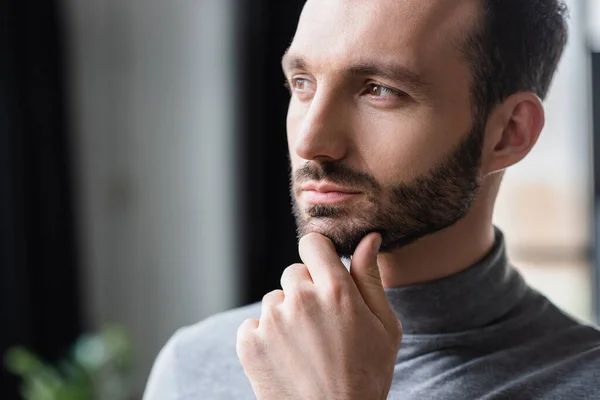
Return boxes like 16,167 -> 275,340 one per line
1,0 -> 600,398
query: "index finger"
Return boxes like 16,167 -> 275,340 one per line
298,233 -> 350,286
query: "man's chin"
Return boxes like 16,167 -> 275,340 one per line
297,215 -> 431,256
297,218 -> 372,257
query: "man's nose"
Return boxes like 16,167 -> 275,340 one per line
293,90 -> 350,162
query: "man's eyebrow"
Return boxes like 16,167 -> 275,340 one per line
281,50 -> 306,72
346,63 -> 431,92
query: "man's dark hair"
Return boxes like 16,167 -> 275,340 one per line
464,0 -> 569,120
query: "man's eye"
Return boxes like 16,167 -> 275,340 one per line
366,84 -> 401,98
285,77 -> 315,99
292,78 -> 311,91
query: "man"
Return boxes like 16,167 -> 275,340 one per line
144,0 -> 600,398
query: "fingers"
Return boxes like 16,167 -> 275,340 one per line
294,232 -> 398,342
280,263 -> 313,293
257,290 -> 286,335
261,289 -> 285,315
298,233 -> 349,286
238,317 -> 259,334
350,233 -> 398,337
236,317 -> 260,363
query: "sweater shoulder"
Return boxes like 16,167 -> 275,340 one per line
147,302 -> 261,400
176,302 -> 262,349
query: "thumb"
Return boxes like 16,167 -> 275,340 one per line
350,233 -> 394,327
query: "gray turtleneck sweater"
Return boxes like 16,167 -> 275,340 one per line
143,231 -> 600,399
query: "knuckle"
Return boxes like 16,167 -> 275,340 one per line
280,263 -> 304,283
322,279 -> 346,299
236,319 -> 261,361
236,318 -> 257,339
262,290 -> 284,306
284,285 -> 320,317
290,284 -> 317,306
261,290 -> 285,325
320,278 -> 354,310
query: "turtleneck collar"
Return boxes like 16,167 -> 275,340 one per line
384,228 -> 528,335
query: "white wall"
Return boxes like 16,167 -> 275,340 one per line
64,0 -> 239,392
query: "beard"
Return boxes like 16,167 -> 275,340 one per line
290,122 -> 485,257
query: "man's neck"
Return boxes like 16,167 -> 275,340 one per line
378,182 -> 498,288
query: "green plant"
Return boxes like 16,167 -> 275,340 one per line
4,324 -> 133,400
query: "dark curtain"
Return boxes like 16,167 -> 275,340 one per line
0,0 -> 82,398
236,1 -> 307,304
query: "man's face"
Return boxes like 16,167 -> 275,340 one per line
284,0 -> 484,257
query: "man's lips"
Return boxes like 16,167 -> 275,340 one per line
300,182 -> 362,205
301,182 -> 361,194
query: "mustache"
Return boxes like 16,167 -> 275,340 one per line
293,162 -> 380,191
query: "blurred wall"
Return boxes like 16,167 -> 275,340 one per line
494,0 -> 593,321
64,0 -> 239,391
589,0 -> 600,52
495,0 -> 591,250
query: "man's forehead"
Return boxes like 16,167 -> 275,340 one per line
289,0 -> 479,70
296,0 -> 480,30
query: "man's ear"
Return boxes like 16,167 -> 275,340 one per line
482,92 -> 545,175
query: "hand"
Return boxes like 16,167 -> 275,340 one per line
236,232 -> 402,400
